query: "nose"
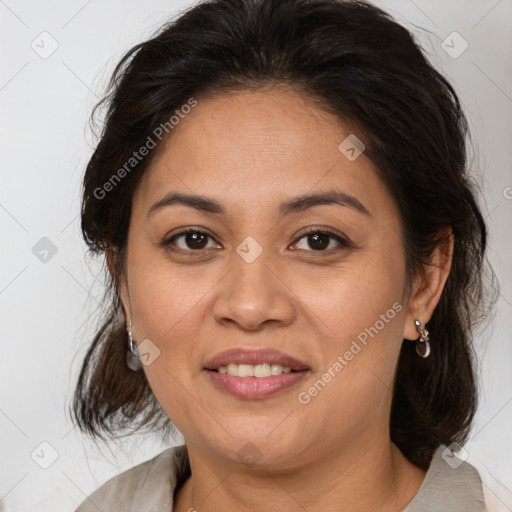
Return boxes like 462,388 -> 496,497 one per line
212,249 -> 296,331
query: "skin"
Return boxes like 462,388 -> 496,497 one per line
114,86 -> 453,512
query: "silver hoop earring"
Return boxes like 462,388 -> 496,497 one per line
126,320 -> 142,371
414,320 -> 430,358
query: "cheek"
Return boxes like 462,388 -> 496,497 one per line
126,248 -> 215,415
294,294 -> 405,439
128,245 -> 212,341
296,252 -> 407,409
128,263 -> 212,432
300,251 -> 406,346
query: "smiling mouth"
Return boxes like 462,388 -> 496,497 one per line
210,363 -> 301,378
204,366 -> 309,400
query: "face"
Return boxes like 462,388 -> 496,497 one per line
119,87 -> 412,468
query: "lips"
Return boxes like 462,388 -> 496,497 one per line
203,348 -> 309,372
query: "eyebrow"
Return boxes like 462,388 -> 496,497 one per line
147,190 -> 371,218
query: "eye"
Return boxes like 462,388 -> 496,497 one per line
161,226 -> 350,254
291,228 -> 350,252
161,227 -> 220,252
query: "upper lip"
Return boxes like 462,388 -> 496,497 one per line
203,348 -> 309,371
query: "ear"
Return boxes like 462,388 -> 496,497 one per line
402,228 -> 454,340
107,246 -> 130,324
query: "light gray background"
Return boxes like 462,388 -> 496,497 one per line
1,1 -> 511,510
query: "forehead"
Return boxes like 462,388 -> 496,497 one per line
133,88 -> 393,218
152,87 -> 349,168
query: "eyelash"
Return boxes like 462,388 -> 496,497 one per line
160,226 -> 350,255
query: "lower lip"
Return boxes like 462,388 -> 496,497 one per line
204,369 -> 309,399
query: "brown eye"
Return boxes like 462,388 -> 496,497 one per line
305,232 -> 330,250
180,232 -> 209,249
292,229 -> 350,252
162,228 -> 219,251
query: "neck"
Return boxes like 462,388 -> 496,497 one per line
173,437 -> 426,512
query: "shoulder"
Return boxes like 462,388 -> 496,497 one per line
73,444 -> 189,512
405,444 -> 488,512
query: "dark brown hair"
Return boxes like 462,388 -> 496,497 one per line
71,0 -> 496,469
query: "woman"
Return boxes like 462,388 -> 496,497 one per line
72,0 -> 495,510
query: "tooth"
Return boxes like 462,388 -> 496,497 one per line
218,363 -> 294,377
237,364 -> 254,377
271,364 -> 283,375
227,363 -> 238,376
253,363 -> 271,378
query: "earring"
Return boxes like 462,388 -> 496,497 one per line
414,320 -> 430,358
126,319 -> 142,371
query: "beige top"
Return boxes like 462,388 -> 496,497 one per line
74,443 -> 488,511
